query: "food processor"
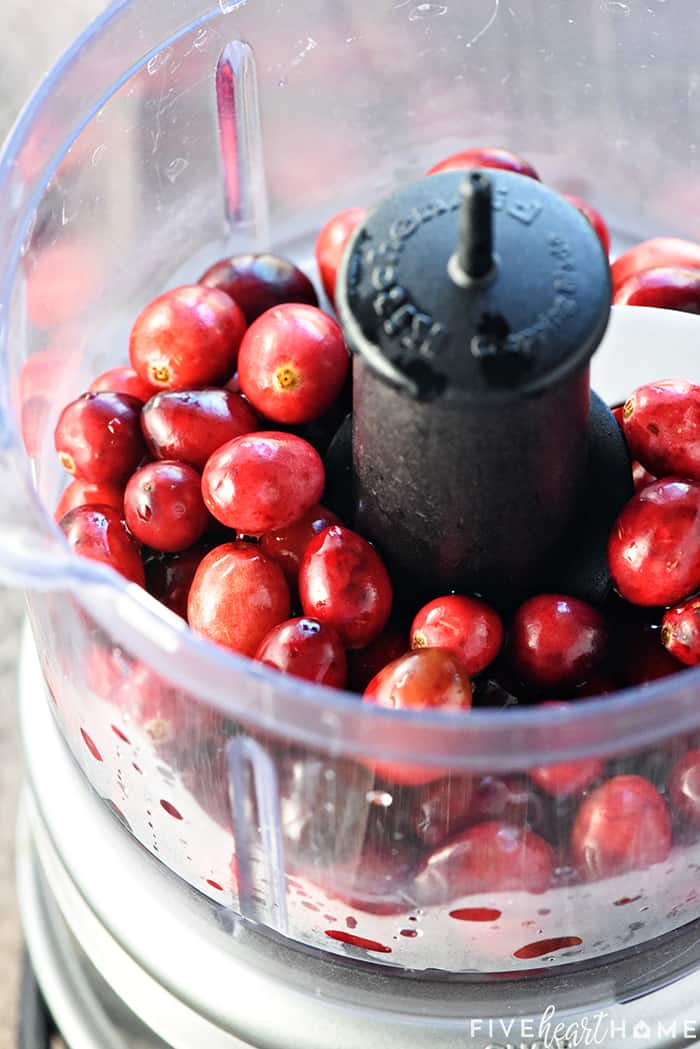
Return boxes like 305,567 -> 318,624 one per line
4,1 -> 700,1046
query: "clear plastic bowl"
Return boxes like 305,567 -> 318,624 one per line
3,0 -> 700,976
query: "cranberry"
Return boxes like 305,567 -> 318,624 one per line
237,304 -> 349,424
608,478 -> 700,606
562,193 -> 610,256
145,546 -> 209,619
468,775 -> 546,832
188,542 -> 290,656
322,839 -> 418,916
661,596 -> 700,666
347,625 -> 408,693
315,208 -> 367,305
202,432 -> 325,534
509,595 -> 609,689
54,392 -> 145,483
141,388 -> 258,471
255,617 -> 347,688
632,460 -> 656,493
571,775 -> 672,879
529,704 -> 603,799
124,461 -> 209,553
299,525 -> 392,649
620,619 -> 685,686
259,504 -> 340,586
410,594 -> 503,676
89,366 -> 157,403
614,266 -> 700,313
59,505 -> 144,586
129,285 -> 246,389
668,748 -> 700,827
199,252 -> 318,323
611,237 -> 700,296
426,147 -> 540,180
622,380 -> 700,483
54,478 -> 124,521
413,822 -> 554,906
412,775 -> 474,848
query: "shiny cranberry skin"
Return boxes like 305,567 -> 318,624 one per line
622,380 -> 700,482
669,748 -> 700,827
259,504 -> 340,586
315,208 -> 367,305
614,266 -> 700,313
202,432 -> 324,534
124,461 -> 209,553
413,822 -> 553,905
468,775 -> 546,832
129,285 -> 246,389
426,147 -> 540,180
145,545 -> 209,619
412,775 -> 474,848
509,595 -> 609,689
620,619 -> 684,686
611,237 -> 700,296
238,304 -> 349,424
529,704 -> 603,799
256,617 -> 347,688
608,478 -> 700,606
571,775 -> 671,879
661,597 -> 700,666
562,193 -> 610,256
188,542 -> 290,656
141,388 -> 258,471
59,505 -> 144,586
199,252 -> 318,323
54,392 -> 145,483
55,478 -> 124,521
347,625 -> 408,693
89,366 -> 157,402
411,594 -> 503,676
299,525 -> 392,649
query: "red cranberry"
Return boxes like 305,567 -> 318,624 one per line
299,525 -> 392,649
188,542 -> 290,656
661,597 -> 700,666
608,478 -> 700,606
571,775 -> 671,879
529,704 -> 603,799
124,461 -> 209,553
509,595 -> 609,689
622,380 -> 700,482
410,594 -> 503,676
256,617 -> 347,688
322,840 -> 418,916
426,147 -> 540,180
620,620 -> 685,686
668,748 -> 700,827
202,432 -> 325,534
412,776 -> 474,848
129,285 -> 246,389
632,460 -> 656,493
315,208 -> 367,305
145,546 -> 209,619
468,775 -> 545,831
237,304 -> 349,424
141,388 -> 258,471
199,252 -> 318,323
614,266 -> 700,313
259,504 -> 340,586
562,193 -> 610,256
59,505 -> 144,586
611,237 -> 700,296
54,392 -> 145,483
413,822 -> 554,905
55,478 -> 124,521
89,366 -> 157,402
347,625 -> 408,693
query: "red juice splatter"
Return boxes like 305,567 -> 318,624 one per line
345,916 -> 357,929
400,928 -> 418,937
614,895 -> 642,906
207,880 -> 224,891
111,724 -> 130,744
302,901 -> 320,912
325,930 -> 392,954
513,936 -> 583,960
449,907 -> 502,923
160,799 -> 183,820
80,729 -> 103,762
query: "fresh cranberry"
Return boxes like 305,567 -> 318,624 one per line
322,840 -> 418,916
620,619 -> 685,686
256,617 -> 347,688
571,775 -> 671,879
410,594 -> 503,676
608,478 -> 700,606
129,285 -> 246,389
259,504 -> 340,586
202,432 -> 325,534
347,625 -> 408,693
611,237 -> 700,296
614,266 -> 700,313
188,542 -> 290,656
622,380 -> 700,482
199,252 -> 318,323
88,366 -> 157,403
509,595 -> 609,689
632,460 -> 656,493
412,776 -> 474,848
315,208 -> 367,305
529,704 -> 603,799
668,748 -> 700,828
124,461 -> 210,553
145,545 -> 209,619
299,525 -> 392,649
426,147 -> 540,180
562,193 -> 610,256
141,388 -> 258,471
59,505 -> 144,586
468,775 -> 546,832
54,478 -> 124,521
661,597 -> 700,666
54,392 -> 145,483
413,822 -> 554,905
237,304 -> 349,424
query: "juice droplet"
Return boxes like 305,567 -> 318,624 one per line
325,930 -> 392,953
514,936 -> 583,960
449,907 -> 502,922
345,916 -> 357,929
614,895 -> 642,906
400,928 -> 418,937
111,724 -> 130,744
302,900 -> 320,912
160,799 -> 183,820
207,880 -> 224,891
80,729 -> 102,762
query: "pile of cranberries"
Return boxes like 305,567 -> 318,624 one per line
49,145 -> 700,907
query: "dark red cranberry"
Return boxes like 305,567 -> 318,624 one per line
562,193 -> 610,256
199,252 -> 318,323
322,840 -> 418,916
124,461 -> 209,552
202,432 -> 325,534
529,705 -> 603,799
410,594 -> 503,676
468,775 -> 546,832
255,617 -> 347,688
509,594 -> 609,689
141,388 -> 258,471
145,545 -> 209,619
299,525 -> 392,649
129,285 -> 246,389
59,505 -> 144,586
426,147 -> 540,180
620,620 -> 685,686
259,504 -> 340,586
237,304 -> 349,424
55,478 -> 124,521
622,380 -> 700,482
632,460 -> 656,493
188,542 -> 290,656
614,266 -> 700,313
571,775 -> 672,879
412,775 -> 474,848
89,366 -> 157,402
611,237 -> 700,296
661,596 -> 700,666
608,478 -> 700,606
54,392 -> 145,483
347,625 -> 408,693
668,748 -> 700,827
315,208 -> 367,305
